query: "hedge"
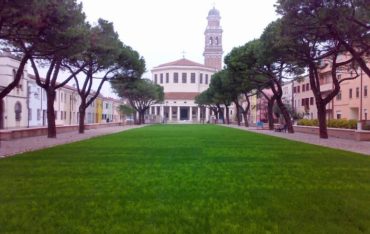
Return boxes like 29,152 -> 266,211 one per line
297,119 -> 358,129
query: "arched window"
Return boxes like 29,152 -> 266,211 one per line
209,37 -> 213,45
13,69 -> 22,90
15,102 -> 22,121
215,37 -> 219,45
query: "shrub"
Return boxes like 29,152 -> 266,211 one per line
364,125 -> 370,131
348,120 -> 358,129
328,119 -> 358,129
297,119 -> 318,126
299,119 -> 358,129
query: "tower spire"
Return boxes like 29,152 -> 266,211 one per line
203,6 -> 223,71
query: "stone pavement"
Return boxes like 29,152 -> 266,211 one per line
223,125 -> 370,156
0,125 -> 144,158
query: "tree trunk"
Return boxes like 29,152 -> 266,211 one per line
78,104 -> 86,134
276,98 -> 294,133
234,101 -> 241,126
243,94 -> 251,127
141,111 -> 145,124
138,110 -> 145,124
317,101 -> 328,139
216,105 -> 224,124
225,106 -> 230,124
46,89 -> 57,138
242,111 -> 249,127
137,111 -> 142,125
267,97 -> 275,130
0,54 -> 29,100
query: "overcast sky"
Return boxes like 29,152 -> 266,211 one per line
81,0 -> 278,71
32,1 -> 279,97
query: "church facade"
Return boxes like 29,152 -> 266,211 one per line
149,7 -> 223,123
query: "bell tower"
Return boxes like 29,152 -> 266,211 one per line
203,7 -> 223,71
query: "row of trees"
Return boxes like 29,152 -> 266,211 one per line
196,0 -> 370,139
0,0 -> 150,137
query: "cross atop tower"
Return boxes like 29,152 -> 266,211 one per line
182,50 -> 186,58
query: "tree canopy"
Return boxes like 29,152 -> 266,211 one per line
111,78 -> 164,125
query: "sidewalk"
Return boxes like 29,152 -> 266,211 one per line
224,125 -> 370,156
0,125 -> 144,158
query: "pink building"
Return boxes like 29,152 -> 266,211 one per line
292,57 -> 370,124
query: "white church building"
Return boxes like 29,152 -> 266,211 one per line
149,7 -> 223,123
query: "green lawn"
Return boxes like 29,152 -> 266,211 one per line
0,125 -> 369,233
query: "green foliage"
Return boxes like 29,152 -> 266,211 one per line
299,119 -> 358,129
364,125 -> 370,131
209,70 -> 234,106
118,104 -> 135,116
0,125 -> 369,233
111,78 -> 163,124
297,119 -> 319,126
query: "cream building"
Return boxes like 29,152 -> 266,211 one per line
0,52 -> 29,129
150,7 -> 223,123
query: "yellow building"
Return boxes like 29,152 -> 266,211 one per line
95,96 -> 103,123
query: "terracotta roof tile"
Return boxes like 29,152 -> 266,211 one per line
156,58 -> 208,68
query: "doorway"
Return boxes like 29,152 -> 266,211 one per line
180,107 -> 189,121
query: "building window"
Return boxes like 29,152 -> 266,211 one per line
205,74 -> 209,84
349,88 -> 352,99
310,97 -> 314,105
200,73 -> 203,84
28,108 -> 32,121
356,87 -> 360,98
336,91 -> 342,101
154,74 -> 158,84
37,109 -> 41,121
365,86 -> 368,97
174,73 -> 178,83
160,74 -> 163,84
293,87 -> 296,93
14,102 -> 22,121
191,73 -> 196,83
306,83 -> 310,91
297,86 -> 300,93
336,111 -> 342,119
13,69 -> 22,90
302,84 -> 305,92
182,73 -> 187,83
166,73 -> 169,83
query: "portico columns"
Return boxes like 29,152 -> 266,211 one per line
177,106 -> 180,121
197,107 -> 201,122
160,105 -> 164,120
169,106 -> 172,121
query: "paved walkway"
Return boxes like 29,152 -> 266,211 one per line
0,125 -> 144,158
223,125 -> 370,156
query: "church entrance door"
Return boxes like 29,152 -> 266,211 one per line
180,107 -> 189,121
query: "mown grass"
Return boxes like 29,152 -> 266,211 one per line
0,124 -> 369,233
